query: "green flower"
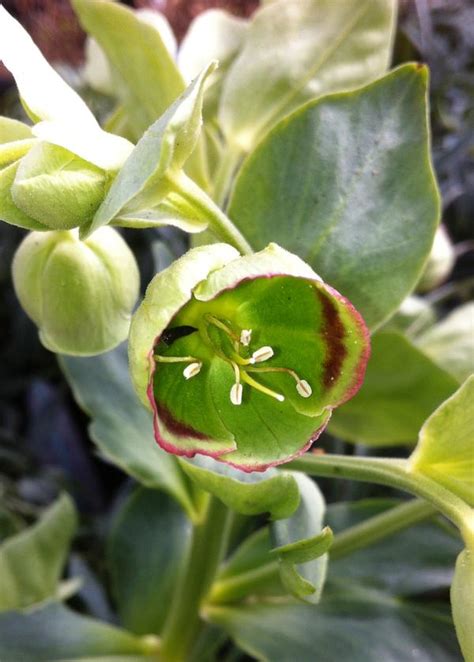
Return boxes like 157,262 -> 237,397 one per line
129,244 -> 370,471
13,228 -> 139,356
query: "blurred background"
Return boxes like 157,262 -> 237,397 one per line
0,0 -> 472,599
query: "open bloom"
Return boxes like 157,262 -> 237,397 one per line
129,243 -> 370,472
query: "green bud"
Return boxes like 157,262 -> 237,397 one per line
11,142 -> 108,230
13,227 -> 139,356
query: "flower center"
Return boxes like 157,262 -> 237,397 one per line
154,314 -> 312,406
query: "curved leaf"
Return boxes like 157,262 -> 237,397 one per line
228,64 -> 440,329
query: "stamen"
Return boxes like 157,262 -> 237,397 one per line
154,355 -> 199,364
230,383 -> 243,405
247,366 -> 313,399
240,329 -> 252,346
296,379 -> 312,398
251,346 -> 274,363
183,362 -> 202,380
241,372 -> 285,402
230,361 -> 242,405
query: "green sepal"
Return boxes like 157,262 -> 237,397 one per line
451,547 -> 474,662
180,455 -> 301,520
83,62 -> 217,238
0,117 -> 36,168
0,161 -> 46,230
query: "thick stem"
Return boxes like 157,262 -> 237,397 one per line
288,454 -> 474,546
160,495 -> 233,662
212,147 -> 243,208
171,171 -> 253,256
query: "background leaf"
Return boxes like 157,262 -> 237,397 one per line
228,64 -> 440,329
409,376 -> 474,505
330,332 -> 458,446
60,345 -> 197,520
219,0 -> 396,152
0,603 -> 152,661
207,498 -> 462,661
0,493 -> 77,611
107,487 -> 191,635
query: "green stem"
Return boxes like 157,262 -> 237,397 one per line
160,495 -> 233,662
209,498 -> 437,604
288,454 -> 474,547
212,148 -> 243,208
171,171 -> 253,256
329,498 -> 436,560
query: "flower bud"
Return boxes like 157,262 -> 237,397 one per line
129,243 -> 370,472
13,227 -> 139,356
11,142 -> 108,230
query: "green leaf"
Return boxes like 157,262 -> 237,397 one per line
228,64 -> 440,329
408,376 -> 474,505
85,63 -> 216,238
330,332 -> 458,446
0,494 -> 77,612
108,487 -> 191,635
72,0 -> 184,140
0,603 -> 153,660
271,473 -> 330,603
451,547 -> 474,662
219,0 -> 396,152
60,344 -> 198,521
181,456 -> 300,520
416,303 -> 474,383
207,595 -> 460,662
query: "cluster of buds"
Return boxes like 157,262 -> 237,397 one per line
129,243 -> 370,471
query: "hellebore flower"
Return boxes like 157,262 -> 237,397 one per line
0,6 -> 133,231
13,227 -> 139,356
129,243 -> 370,472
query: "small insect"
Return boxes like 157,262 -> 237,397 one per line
160,325 -> 198,347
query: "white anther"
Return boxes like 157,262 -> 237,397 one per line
296,379 -> 312,398
251,346 -> 274,363
230,383 -> 243,405
240,329 -> 252,346
183,362 -> 202,380
275,393 -> 285,402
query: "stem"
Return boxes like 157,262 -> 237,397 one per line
170,171 -> 253,256
160,495 -> 233,662
288,454 -> 474,547
212,148 -> 243,208
210,562 -> 279,604
329,498 -> 436,559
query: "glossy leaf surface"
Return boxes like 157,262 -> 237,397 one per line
330,332 -> 458,446
219,0 -> 396,151
60,345 -> 197,520
108,488 -> 191,635
0,494 -> 76,611
228,65 -> 440,329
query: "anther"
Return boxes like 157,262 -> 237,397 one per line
240,329 -> 252,346
296,379 -> 312,398
230,383 -> 243,405
183,362 -> 202,380
251,346 -> 274,363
